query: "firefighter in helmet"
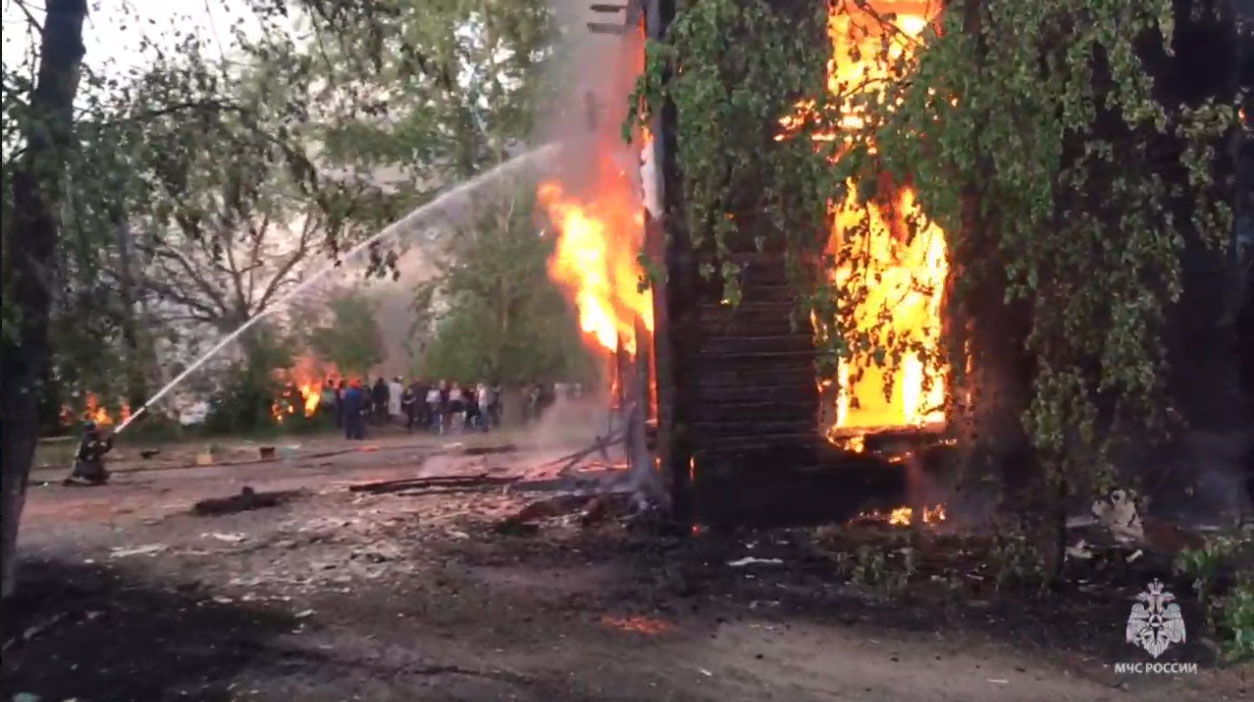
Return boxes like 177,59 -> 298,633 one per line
63,420 -> 114,486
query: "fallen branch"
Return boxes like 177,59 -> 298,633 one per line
348,472 -> 515,495
463,444 -> 517,456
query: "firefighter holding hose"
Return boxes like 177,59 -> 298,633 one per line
63,420 -> 114,486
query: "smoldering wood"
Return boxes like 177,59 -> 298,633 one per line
493,491 -> 639,533
623,319 -> 655,494
694,449 -> 909,529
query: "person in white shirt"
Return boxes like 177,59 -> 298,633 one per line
388,376 -> 404,420
426,386 -> 442,432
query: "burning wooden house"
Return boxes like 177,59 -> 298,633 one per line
545,1 -> 1253,528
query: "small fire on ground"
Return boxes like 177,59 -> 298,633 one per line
857,504 -> 947,527
270,357 -> 338,423
600,614 -> 674,635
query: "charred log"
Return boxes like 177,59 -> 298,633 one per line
192,487 -> 301,516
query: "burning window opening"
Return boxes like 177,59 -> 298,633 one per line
810,1 -> 949,442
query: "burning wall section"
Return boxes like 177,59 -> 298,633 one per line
545,0 -> 1250,526
814,1 -> 947,440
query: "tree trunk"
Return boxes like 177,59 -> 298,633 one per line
947,0 -> 1035,519
1,0 -> 89,600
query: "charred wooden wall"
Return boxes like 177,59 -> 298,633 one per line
649,0 -> 1251,526
647,0 -> 906,528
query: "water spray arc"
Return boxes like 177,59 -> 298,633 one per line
113,145 -> 560,435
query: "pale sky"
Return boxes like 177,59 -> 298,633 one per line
2,0 -> 254,77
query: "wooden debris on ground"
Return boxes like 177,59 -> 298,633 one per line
192,486 -> 301,516
348,473 -> 516,495
492,491 -> 639,534
463,444 -> 518,456
540,430 -> 624,475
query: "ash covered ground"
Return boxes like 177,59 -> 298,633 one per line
2,433 -> 1245,702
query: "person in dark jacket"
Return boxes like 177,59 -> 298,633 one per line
463,386 -> 481,431
400,382 -> 419,432
414,380 -> 431,429
343,379 -> 367,440
334,379 -> 346,429
63,421 -> 113,485
437,381 -> 452,434
371,377 -> 389,424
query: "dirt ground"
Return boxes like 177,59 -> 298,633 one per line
2,431 -> 1248,702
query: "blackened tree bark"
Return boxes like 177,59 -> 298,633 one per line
1,0 -> 89,600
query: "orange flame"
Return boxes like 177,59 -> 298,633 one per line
860,503 -> 947,527
63,393 -> 131,427
821,2 -> 947,434
538,173 -> 653,355
600,614 -> 674,635
271,357 -> 336,423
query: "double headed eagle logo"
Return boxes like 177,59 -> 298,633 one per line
1126,579 -> 1187,659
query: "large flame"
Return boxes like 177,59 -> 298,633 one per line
539,173 -> 653,355
824,1 -> 947,433
538,11 -> 653,360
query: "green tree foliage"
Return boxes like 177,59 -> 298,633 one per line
309,291 -> 385,378
0,0 -> 562,595
203,323 -> 295,435
632,0 -> 1237,559
284,0 -> 556,183
835,0 -> 1236,497
416,189 -> 594,386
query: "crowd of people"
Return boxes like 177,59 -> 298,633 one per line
322,377 -> 505,440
